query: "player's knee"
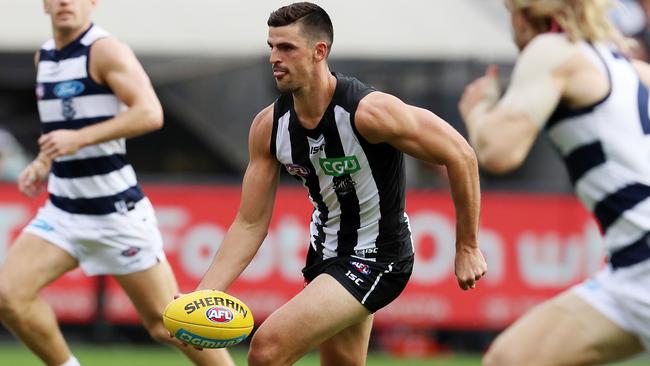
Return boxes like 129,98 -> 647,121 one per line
482,343 -> 524,366
248,331 -> 284,366
0,281 -> 22,318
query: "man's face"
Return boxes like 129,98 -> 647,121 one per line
44,0 -> 95,33
267,23 -> 318,93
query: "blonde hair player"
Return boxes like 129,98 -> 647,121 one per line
0,1 -> 235,365
460,0 -> 650,365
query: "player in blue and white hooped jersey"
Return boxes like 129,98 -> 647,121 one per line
194,3 -> 487,365
0,1 -> 234,366
461,0 -> 650,365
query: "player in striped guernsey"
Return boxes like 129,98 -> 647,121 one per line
195,2 -> 487,365
460,0 -> 650,365
0,1 -> 234,366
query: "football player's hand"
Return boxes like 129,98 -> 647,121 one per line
17,157 -> 50,198
39,129 -> 85,159
459,64 -> 500,124
168,293 -> 203,351
454,245 -> 487,290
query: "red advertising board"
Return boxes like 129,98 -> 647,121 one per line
0,183 -> 604,329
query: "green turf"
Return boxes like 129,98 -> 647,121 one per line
0,343 -> 646,365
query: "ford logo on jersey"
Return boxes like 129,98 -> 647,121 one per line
53,81 -> 85,98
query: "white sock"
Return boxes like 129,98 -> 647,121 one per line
59,355 -> 81,366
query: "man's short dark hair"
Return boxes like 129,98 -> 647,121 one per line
268,2 -> 334,49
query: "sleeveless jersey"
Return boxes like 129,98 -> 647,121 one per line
36,24 -> 144,215
270,73 -> 413,262
546,37 -> 650,259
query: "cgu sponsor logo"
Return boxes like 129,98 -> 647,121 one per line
206,306 -> 233,323
176,329 -> 247,348
319,156 -> 361,177
53,80 -> 85,98
184,296 -> 248,318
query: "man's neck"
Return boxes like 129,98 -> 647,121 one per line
293,69 -> 337,128
52,22 -> 91,50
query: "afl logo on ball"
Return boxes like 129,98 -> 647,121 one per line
206,306 -> 233,323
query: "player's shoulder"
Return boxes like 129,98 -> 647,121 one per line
250,104 -> 275,155
357,91 -> 404,118
520,33 -> 580,64
251,104 -> 275,135
90,36 -> 133,61
514,33 -> 581,77
334,73 -> 376,109
254,104 -> 274,125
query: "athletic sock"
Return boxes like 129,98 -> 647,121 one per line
59,355 -> 81,366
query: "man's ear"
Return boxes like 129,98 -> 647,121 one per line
314,41 -> 329,62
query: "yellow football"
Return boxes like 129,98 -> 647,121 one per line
163,290 -> 254,349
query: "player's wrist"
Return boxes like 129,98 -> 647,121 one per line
33,154 -> 52,170
75,128 -> 95,149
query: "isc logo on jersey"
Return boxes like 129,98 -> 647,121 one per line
206,307 -> 233,323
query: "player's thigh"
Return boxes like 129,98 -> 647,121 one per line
112,260 -> 179,327
484,290 -> 643,366
0,232 -> 77,301
319,313 -> 373,366
251,274 -> 371,362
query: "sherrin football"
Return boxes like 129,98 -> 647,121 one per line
163,290 -> 254,349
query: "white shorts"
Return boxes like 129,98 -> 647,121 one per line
23,198 -> 166,276
574,259 -> 650,350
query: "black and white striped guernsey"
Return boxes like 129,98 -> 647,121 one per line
36,24 -> 144,215
270,73 -> 414,262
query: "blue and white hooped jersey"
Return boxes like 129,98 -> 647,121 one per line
545,37 -> 650,258
36,24 -> 144,215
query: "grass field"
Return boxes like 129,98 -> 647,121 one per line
0,343 -> 648,366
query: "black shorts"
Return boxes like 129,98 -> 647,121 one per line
302,253 -> 414,313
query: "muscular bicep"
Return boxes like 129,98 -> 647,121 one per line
90,38 -> 158,109
236,106 -> 280,227
356,92 -> 471,165
498,35 -> 573,128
